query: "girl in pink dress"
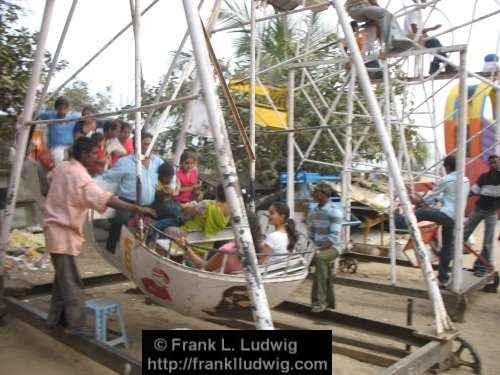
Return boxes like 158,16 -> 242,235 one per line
175,151 -> 203,203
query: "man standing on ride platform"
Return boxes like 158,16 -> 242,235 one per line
308,182 -> 343,313
413,155 -> 469,288
463,155 -> 500,277
44,137 -> 155,336
404,0 -> 457,75
98,131 -> 163,253
39,96 -> 79,165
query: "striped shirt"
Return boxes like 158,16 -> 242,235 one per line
308,201 -> 343,251
471,170 -> 500,211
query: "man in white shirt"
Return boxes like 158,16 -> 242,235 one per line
404,0 -> 456,75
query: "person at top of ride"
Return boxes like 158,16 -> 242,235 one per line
308,181 -> 343,313
39,96 -> 80,165
175,150 -> 203,203
177,210 -> 262,274
259,201 -> 299,264
412,155 -> 469,288
404,0 -> 457,75
342,20 -> 383,79
98,130 -> 163,252
73,105 -> 97,140
344,0 -> 414,54
43,137 -> 155,337
463,154 -> 500,277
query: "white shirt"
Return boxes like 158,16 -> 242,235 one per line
423,171 -> 470,219
262,231 -> 289,263
404,8 -> 422,38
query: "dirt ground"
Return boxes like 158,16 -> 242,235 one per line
1,222 -> 499,375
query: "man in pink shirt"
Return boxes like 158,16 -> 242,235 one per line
44,137 -> 155,336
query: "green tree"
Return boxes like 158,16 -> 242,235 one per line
218,1 -> 344,187
0,0 -> 67,111
45,81 -> 114,113
218,0 -> 429,188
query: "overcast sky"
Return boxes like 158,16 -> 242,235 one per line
18,0 -> 500,113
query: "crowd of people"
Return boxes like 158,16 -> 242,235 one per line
39,96 -> 345,337
37,92 -> 498,336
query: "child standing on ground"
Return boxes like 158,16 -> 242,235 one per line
175,151 -> 203,203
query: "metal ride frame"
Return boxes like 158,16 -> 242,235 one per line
278,1 -> 500,324
2,272 -> 483,374
0,0 -> 497,373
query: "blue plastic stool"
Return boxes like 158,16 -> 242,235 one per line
85,298 -> 128,348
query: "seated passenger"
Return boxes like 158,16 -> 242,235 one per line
39,96 -> 79,165
103,119 -> 126,168
175,151 -> 203,203
88,132 -> 108,176
344,0 -> 413,53
163,183 -> 231,254
177,211 -> 262,273
118,120 -> 134,155
73,105 -> 97,140
151,161 -> 183,227
259,202 -> 299,264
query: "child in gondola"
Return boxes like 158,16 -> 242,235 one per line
175,151 -> 203,204
259,201 -> 299,264
152,161 -> 183,226
88,132 -> 108,175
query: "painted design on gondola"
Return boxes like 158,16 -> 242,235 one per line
141,266 -> 172,301
203,286 -> 253,318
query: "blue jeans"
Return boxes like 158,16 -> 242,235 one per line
425,38 -> 445,63
152,200 -> 182,220
415,208 -> 454,283
464,207 -> 497,272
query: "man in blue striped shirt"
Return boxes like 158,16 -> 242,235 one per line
308,182 -> 343,313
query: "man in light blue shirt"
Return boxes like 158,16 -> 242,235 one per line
99,131 -> 163,252
415,155 -> 469,287
308,181 -> 343,313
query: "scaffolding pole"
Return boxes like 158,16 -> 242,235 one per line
182,0 -> 274,330
35,0 -> 78,115
287,69 -> 296,217
450,51 -> 468,293
0,0 -> 56,320
331,0 -> 453,334
248,0 -> 257,212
